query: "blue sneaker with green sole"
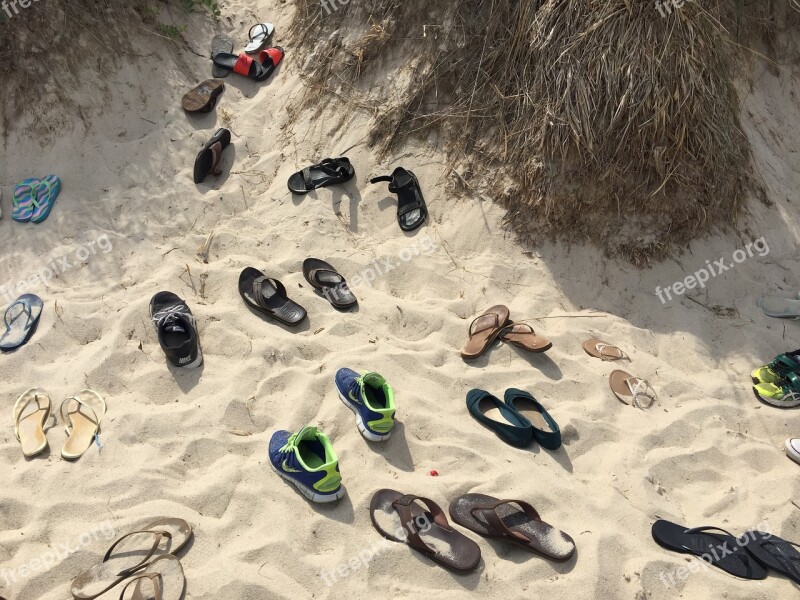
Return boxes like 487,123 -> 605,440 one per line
335,368 -> 396,442
269,426 -> 344,503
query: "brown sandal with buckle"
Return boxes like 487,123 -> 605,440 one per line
370,489 -> 481,572
71,518 -> 192,600
449,493 -> 575,561
499,322 -> 552,353
460,305 -> 511,359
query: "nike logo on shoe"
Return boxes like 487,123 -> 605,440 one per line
348,391 -> 361,404
282,459 -> 301,473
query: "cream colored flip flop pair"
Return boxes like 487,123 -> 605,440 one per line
13,388 -> 106,459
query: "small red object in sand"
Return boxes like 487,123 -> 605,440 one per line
429,470 -> 439,476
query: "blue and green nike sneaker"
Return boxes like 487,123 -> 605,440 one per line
269,426 -> 344,503
335,368 -> 396,442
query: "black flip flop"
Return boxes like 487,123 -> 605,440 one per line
651,520 -> 768,580
238,268 -> 307,326
194,128 -> 231,184
370,167 -> 428,232
302,258 -> 357,309
211,34 -> 234,78
287,158 -> 355,195
741,530 -> 800,584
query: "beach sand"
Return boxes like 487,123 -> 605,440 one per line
0,2 -> 798,599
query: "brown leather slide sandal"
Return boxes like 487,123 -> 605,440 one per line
449,493 -> 576,561
499,322 -> 552,353
13,388 -> 51,458
460,305 -> 511,359
370,489 -> 481,572
71,518 -> 192,600
609,370 -> 657,409
126,555 -> 186,600
583,338 -> 625,361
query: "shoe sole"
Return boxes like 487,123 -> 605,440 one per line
270,462 -> 345,503
785,440 -> 800,465
337,391 -> 391,443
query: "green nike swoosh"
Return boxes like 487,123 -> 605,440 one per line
282,460 -> 301,473
349,391 -> 361,404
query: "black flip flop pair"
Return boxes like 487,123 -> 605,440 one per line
288,159 -> 428,232
194,128 -> 231,184
238,259 -> 357,326
652,519 -> 800,583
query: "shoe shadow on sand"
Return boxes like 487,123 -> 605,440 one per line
364,421 -> 414,472
167,361 -> 204,393
464,344 -> 563,381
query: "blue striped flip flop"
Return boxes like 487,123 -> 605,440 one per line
30,175 -> 61,223
12,177 -> 40,223
0,294 -> 44,352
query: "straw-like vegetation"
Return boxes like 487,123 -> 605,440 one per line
290,0 -> 797,263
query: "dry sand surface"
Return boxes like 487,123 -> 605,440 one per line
0,2 -> 799,599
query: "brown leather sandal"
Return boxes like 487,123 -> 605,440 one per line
583,338 -> 626,361
370,489 -> 481,572
460,305 -> 510,359
71,518 -> 192,600
449,493 -> 575,561
498,322 -> 552,353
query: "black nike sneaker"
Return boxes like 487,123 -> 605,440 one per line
150,291 -> 203,368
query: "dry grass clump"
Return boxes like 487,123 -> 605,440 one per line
289,0 -> 773,263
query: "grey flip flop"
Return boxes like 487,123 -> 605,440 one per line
211,34 -> 234,78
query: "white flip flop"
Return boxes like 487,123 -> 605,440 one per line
245,22 -> 274,53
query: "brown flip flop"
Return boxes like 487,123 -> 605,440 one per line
13,388 -> 51,457
460,305 -> 511,359
126,555 -> 186,600
498,322 -> 552,353
370,489 -> 481,572
181,79 -> 224,113
583,338 -> 625,361
449,493 -> 575,561
609,370 -> 657,409
71,518 -> 193,600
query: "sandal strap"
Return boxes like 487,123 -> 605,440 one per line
471,499 -> 541,543
4,299 -> 32,331
252,276 -> 286,311
60,395 -> 101,436
500,322 -> 534,337
209,141 -> 223,176
118,572 -> 163,600
397,200 -> 424,217
391,495 -> 450,555
309,268 -> 344,286
469,312 -> 501,336
625,377 -> 656,409
596,343 -> 624,360
103,530 -> 171,577
248,22 -> 268,42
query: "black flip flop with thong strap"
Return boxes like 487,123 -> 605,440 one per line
370,167 -> 428,232
238,267 -> 307,326
302,258 -> 357,309
370,489 -> 481,572
194,128 -> 231,184
651,520 -> 768,580
288,157 -> 355,195
741,529 -> 800,584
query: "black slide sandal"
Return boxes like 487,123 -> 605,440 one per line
194,128 -> 231,184
238,268 -> 307,326
651,520 -> 768,580
302,258 -> 357,309
288,158 -> 355,195
370,167 -> 428,232
211,34 -> 234,78
741,530 -> 800,583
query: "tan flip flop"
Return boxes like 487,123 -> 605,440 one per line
13,388 -> 51,457
449,493 -> 576,560
71,518 -> 193,600
370,489 -> 482,572
609,370 -> 657,409
499,322 -> 552,353
460,305 -> 511,359
60,390 -> 106,460
583,338 -> 626,361
125,555 -> 186,600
